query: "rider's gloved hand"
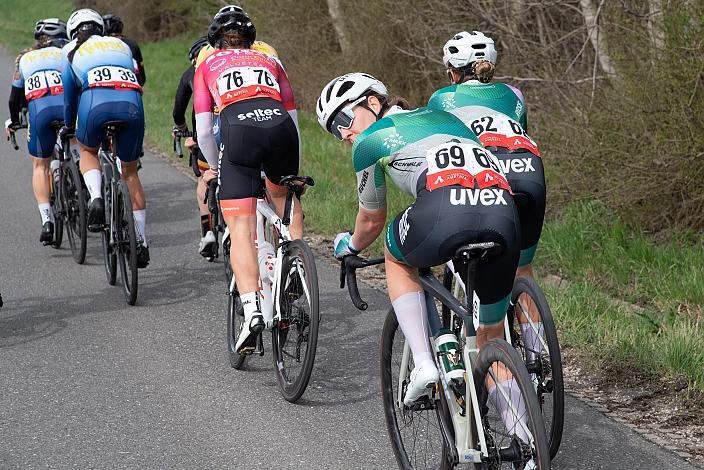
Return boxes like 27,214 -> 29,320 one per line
172,123 -> 188,137
4,118 -> 16,140
59,125 -> 75,141
333,231 -> 360,259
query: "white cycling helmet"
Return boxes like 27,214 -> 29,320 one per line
67,8 -> 104,40
317,73 -> 388,138
442,31 -> 497,69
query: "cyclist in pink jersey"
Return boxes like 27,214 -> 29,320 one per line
194,5 -> 301,353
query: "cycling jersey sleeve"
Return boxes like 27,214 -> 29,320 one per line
276,60 -> 296,111
8,86 -> 24,123
507,84 -> 528,130
172,67 -> 194,128
61,52 -> 80,127
352,141 -> 387,211
122,37 -> 146,85
193,64 -> 218,170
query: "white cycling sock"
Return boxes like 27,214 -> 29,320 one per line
241,291 -> 261,318
133,209 -> 147,247
520,322 -> 544,363
489,378 -> 530,445
83,169 -> 102,201
392,291 -> 433,366
38,203 -> 53,224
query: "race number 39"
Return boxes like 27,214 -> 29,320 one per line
87,66 -> 140,90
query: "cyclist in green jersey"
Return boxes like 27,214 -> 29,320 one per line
317,75 -> 534,448
428,31 -> 547,360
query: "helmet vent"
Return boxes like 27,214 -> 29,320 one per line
472,44 -> 486,49
448,46 -> 459,54
336,81 -> 354,97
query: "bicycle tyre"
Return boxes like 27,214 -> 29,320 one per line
271,239 -> 320,403
473,339 -> 551,469
51,165 -> 63,249
226,288 -> 247,369
116,181 -> 138,305
101,165 -> 117,285
63,160 -> 87,264
509,276 -> 564,459
380,308 -> 454,470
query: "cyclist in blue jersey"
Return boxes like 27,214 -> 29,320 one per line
61,9 -> 150,267
5,19 -> 69,245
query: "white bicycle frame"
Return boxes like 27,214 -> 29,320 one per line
226,191 -> 311,329
395,268 -> 538,464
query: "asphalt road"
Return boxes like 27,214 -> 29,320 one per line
0,50 -> 698,469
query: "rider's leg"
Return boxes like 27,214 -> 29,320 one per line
386,248 -> 433,366
78,144 -> 102,201
196,176 -> 210,231
30,156 -> 51,222
121,160 -> 147,246
265,179 -> 303,239
515,248 -> 543,363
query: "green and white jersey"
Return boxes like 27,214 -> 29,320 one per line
427,81 -> 540,156
352,106 -> 508,210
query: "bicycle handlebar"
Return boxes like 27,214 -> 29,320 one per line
8,123 -> 27,151
172,129 -> 194,158
206,178 -> 218,215
339,255 -> 385,311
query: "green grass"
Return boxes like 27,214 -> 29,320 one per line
0,1 -> 74,53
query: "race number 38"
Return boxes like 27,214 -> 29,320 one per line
24,70 -> 62,99
87,66 -> 140,90
426,141 -> 510,192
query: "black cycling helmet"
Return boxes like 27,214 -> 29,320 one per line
102,14 -> 124,34
207,5 -> 256,48
189,36 -> 209,63
34,18 -> 68,40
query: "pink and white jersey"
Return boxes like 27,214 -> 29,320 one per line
193,48 -> 295,114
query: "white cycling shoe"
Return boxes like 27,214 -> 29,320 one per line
199,231 -> 217,258
235,311 -> 265,353
403,360 -> 439,406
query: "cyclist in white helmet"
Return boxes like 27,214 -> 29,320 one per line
317,74 -> 528,416
428,31 -> 547,361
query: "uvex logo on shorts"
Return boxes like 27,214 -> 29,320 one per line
498,158 -> 535,174
237,108 -> 282,121
449,188 -> 507,206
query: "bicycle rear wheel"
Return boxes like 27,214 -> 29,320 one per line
380,308 -> 454,470
101,168 -> 117,285
473,339 -> 550,469
271,239 -> 319,403
227,287 -> 247,370
116,181 -> 138,305
508,276 -> 564,459
51,165 -> 63,249
62,160 -> 87,264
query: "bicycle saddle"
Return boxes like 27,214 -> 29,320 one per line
454,241 -> 502,261
279,175 -> 315,189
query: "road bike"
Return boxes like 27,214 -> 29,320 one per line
442,263 -> 564,459
341,243 -> 550,469
226,175 -> 320,403
98,121 -> 140,305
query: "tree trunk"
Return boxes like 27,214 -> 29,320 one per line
326,0 -> 350,54
579,0 -> 616,76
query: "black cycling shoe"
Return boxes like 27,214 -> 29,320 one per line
39,222 -> 54,245
87,198 -> 104,232
136,244 -> 150,268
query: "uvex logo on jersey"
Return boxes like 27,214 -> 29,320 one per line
237,108 -> 282,122
497,157 -> 536,174
449,188 -> 508,206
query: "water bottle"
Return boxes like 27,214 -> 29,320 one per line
434,328 -> 465,382
257,240 -> 276,284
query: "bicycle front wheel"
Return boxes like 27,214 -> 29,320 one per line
62,160 -> 87,264
271,239 -> 320,403
473,339 -> 551,469
508,276 -> 564,459
116,181 -> 138,305
380,308 -> 454,470
227,287 -> 247,370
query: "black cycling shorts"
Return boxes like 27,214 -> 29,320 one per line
386,180 -> 520,306
218,98 -> 299,200
491,149 -> 546,266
